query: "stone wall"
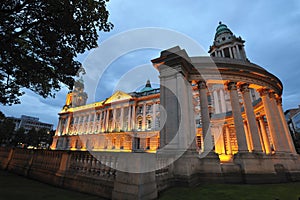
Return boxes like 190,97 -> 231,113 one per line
1,147 -> 300,200
0,148 -> 124,199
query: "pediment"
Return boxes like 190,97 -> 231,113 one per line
104,91 -> 132,104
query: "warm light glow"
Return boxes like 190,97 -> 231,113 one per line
219,154 -> 233,163
145,150 -> 157,153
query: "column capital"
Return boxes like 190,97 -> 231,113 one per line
197,80 -> 207,89
257,88 -> 269,96
276,97 -> 282,106
257,115 -> 265,120
269,91 -> 276,99
226,81 -> 237,90
239,83 -> 250,93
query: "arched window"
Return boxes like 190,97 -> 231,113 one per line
137,116 -> 143,130
146,116 -> 152,130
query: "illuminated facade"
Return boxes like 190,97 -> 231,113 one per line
51,80 -> 161,152
51,22 -> 297,161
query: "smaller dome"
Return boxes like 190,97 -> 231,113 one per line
215,22 -> 233,39
140,80 -> 153,92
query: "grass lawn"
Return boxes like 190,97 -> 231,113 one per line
159,183 -> 300,200
1,170 -> 300,200
0,170 -> 104,200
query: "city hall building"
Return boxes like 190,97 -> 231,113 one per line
51,22 -> 297,162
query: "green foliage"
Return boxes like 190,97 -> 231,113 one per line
0,117 -> 15,145
26,128 -> 53,148
0,0 -> 113,105
11,127 -> 26,147
0,111 -> 5,120
0,111 -> 54,148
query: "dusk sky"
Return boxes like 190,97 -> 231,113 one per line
1,0 -> 300,129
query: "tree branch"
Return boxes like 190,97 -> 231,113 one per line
0,0 -> 30,15
11,20 -> 42,40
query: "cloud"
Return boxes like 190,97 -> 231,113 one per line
2,0 -> 300,128
0,89 -> 64,128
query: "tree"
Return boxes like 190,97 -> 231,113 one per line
11,127 -> 26,147
0,0 -> 113,105
0,117 -> 15,145
26,128 -> 37,147
0,111 -> 5,120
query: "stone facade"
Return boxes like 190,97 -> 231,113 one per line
51,88 -> 161,152
52,22 -> 298,162
45,23 -> 300,199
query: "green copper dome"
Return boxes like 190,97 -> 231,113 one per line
215,22 -> 232,38
140,80 -> 153,92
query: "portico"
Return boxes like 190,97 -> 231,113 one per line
151,22 -> 296,163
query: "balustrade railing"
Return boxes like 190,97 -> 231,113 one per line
68,152 -> 117,180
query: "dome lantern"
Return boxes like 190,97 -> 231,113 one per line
209,22 -> 247,61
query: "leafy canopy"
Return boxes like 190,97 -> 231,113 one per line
0,0 -> 113,105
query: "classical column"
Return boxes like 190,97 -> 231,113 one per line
227,82 -> 248,152
258,116 -> 271,154
73,116 -> 78,135
142,103 -> 147,130
220,89 -> 226,113
131,105 -> 136,130
65,114 -> 73,135
213,125 -> 225,154
229,47 -> 233,59
112,108 -> 117,131
105,109 -> 110,132
152,103 -> 157,130
233,47 -> 237,59
56,117 -> 62,136
97,111 -> 102,133
225,125 -> 232,154
240,84 -> 263,152
120,107 -> 124,131
198,81 -> 213,152
213,90 -> 220,114
276,98 -> 297,154
221,49 -> 225,57
243,122 -> 253,152
127,105 -> 132,131
90,113 -> 95,133
258,89 -> 281,151
269,92 -> 289,152
236,45 -> 241,59
99,111 -> 104,132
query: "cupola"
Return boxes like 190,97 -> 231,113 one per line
209,22 -> 248,61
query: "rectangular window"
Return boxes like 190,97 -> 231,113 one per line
138,106 -> 143,114
197,135 -> 202,149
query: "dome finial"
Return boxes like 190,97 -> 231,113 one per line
219,21 -> 222,25
146,79 -> 151,87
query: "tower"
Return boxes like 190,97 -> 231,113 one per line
72,77 -> 88,107
209,22 -> 247,61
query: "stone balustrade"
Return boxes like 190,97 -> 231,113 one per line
1,147 -> 300,199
